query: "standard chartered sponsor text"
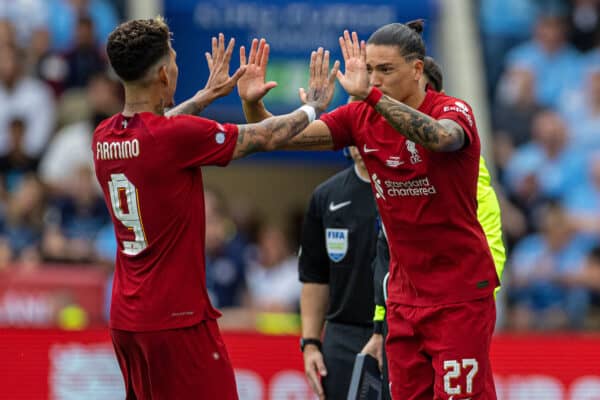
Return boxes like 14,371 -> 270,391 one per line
384,177 -> 437,197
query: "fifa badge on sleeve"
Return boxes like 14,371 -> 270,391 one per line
326,228 -> 348,262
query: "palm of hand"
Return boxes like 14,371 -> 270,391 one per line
237,65 -> 267,102
341,58 -> 368,94
337,31 -> 369,97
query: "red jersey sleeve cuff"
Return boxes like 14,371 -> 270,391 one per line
364,87 -> 383,107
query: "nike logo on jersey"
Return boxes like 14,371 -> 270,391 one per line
363,144 -> 379,153
329,201 -> 352,211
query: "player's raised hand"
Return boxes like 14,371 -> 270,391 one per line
336,30 -> 369,99
203,33 -> 246,98
300,47 -> 340,114
237,38 -> 278,103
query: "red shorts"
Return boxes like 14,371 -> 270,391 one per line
111,320 -> 238,400
386,296 -> 497,400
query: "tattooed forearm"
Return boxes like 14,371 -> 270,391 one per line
374,95 -> 464,152
283,133 -> 334,150
165,98 -> 207,117
233,110 -> 310,159
165,89 -> 221,117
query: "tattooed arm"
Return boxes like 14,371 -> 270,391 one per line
374,95 -> 465,152
165,89 -> 220,117
239,86 -> 334,150
233,109 -> 309,159
238,97 -> 335,151
282,121 -> 334,150
232,46 -> 339,158
232,113 -> 334,159
334,30 -> 464,152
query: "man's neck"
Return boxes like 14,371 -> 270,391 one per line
354,163 -> 370,182
401,86 -> 427,110
122,86 -> 165,117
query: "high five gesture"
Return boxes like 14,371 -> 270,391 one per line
301,47 -> 340,113
166,33 -> 245,116
336,30 -> 370,99
203,33 -> 247,98
238,38 -> 278,103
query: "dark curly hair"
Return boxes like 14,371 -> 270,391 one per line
106,17 -> 171,82
367,19 -> 426,62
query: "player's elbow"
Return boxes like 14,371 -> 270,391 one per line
248,121 -> 280,152
431,121 -> 466,152
431,131 -> 464,152
233,125 -> 274,158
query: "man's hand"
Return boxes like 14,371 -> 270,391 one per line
237,38 -> 278,103
301,47 -> 340,114
203,33 -> 247,99
336,30 -> 370,99
360,333 -> 383,371
303,346 -> 327,400
166,33 -> 246,117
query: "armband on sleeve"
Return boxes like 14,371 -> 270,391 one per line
373,304 -> 386,322
372,305 -> 386,334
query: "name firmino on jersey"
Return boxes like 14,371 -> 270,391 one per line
96,139 -> 140,160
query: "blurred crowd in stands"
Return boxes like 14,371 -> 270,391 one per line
0,0 -> 123,272
2,0 -> 600,333
0,0 -> 304,333
481,0 -> 600,331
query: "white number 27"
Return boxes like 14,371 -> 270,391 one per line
443,358 -> 479,396
108,173 -> 147,255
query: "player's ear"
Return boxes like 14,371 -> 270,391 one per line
413,59 -> 424,83
158,64 -> 169,86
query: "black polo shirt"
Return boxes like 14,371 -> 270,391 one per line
299,165 -> 378,325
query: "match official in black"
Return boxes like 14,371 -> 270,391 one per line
361,227 -> 391,400
299,145 -> 378,400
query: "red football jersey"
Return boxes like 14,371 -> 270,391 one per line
92,112 -> 238,331
321,89 -> 499,306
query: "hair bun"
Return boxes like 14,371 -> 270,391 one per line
405,19 -> 425,34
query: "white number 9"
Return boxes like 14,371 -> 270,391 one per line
108,173 -> 147,256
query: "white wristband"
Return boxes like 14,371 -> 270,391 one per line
298,105 -> 316,124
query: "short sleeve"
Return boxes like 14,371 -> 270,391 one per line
298,193 -> 329,284
156,115 -> 239,168
435,98 -> 478,148
319,103 -> 356,150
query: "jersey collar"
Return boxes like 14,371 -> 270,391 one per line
353,164 -> 371,183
